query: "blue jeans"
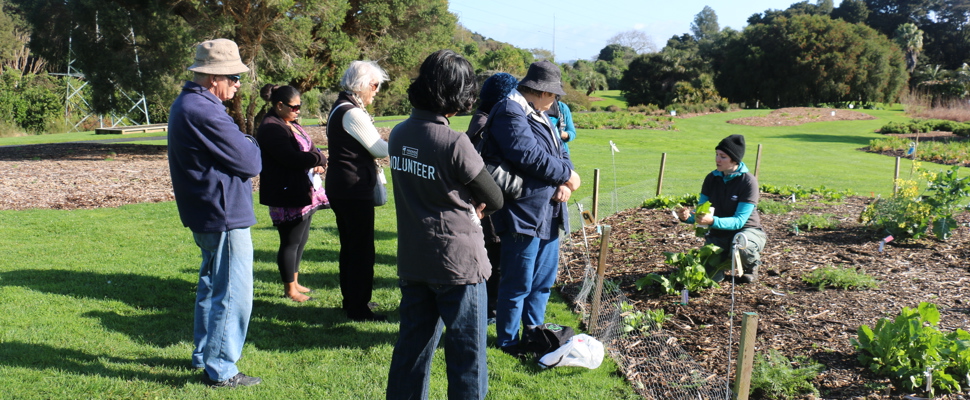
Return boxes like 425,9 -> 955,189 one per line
386,280 -> 488,400
495,232 -> 560,348
191,228 -> 254,382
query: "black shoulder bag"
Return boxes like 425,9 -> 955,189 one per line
473,118 -> 523,200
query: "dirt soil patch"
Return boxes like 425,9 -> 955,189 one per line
0,125 -> 390,211
729,107 -> 877,127
560,195 -> 970,399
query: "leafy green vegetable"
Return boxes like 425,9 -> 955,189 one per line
852,302 -> 970,395
635,244 -> 729,295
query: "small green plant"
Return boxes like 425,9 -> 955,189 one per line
750,349 -> 824,399
860,164 -> 970,240
635,244 -> 728,295
693,201 -> 712,237
620,303 -> 670,336
802,265 -> 880,290
641,193 -> 699,210
760,184 -> 854,202
792,213 -> 838,231
758,199 -> 795,215
853,302 -> 970,395
602,279 -> 621,294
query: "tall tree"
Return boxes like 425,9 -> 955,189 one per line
894,23 -> 923,74
717,14 -> 907,107
831,0 -> 871,24
864,0 -> 933,37
480,45 -> 532,76
690,6 -> 719,41
596,44 -> 636,63
607,30 -> 657,54
13,0 -> 457,132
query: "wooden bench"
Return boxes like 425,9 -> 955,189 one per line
95,123 -> 168,135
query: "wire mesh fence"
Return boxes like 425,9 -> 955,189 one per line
560,197 -> 734,400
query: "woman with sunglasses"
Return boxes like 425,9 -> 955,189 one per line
326,60 -> 390,321
256,84 -> 328,302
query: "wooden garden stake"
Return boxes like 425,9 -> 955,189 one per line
591,169 -> 601,224
754,144 -> 763,179
733,312 -> 759,400
589,224 -> 612,335
893,157 -> 901,195
656,153 -> 667,196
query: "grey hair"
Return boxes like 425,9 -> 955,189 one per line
192,71 -> 212,82
340,60 -> 389,93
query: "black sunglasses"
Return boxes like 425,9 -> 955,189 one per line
285,103 -> 301,111
224,75 -> 240,83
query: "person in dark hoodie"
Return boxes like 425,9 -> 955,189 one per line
465,72 -> 519,324
676,134 -> 767,283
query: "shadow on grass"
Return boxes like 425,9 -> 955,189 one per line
0,341 -> 190,386
252,247 -> 398,268
778,133 -> 874,146
1,269 -> 399,350
252,266 -> 399,293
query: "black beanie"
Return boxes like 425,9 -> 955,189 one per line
716,134 -> 745,163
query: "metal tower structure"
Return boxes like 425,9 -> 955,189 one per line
56,11 -> 150,132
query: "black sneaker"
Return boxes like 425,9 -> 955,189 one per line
203,372 -> 262,388
500,344 -> 529,359
348,311 -> 388,322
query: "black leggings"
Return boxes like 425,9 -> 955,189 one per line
276,212 -> 315,283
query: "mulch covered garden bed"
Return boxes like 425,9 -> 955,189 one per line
559,194 -> 970,399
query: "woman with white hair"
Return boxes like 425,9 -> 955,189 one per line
326,60 -> 390,322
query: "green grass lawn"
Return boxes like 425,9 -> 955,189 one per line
2,106 -> 967,398
0,188 -> 638,399
589,90 -> 627,109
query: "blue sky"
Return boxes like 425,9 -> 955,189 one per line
449,0 -> 843,62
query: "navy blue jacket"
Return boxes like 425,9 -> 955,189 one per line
483,90 -> 573,239
168,81 -> 262,233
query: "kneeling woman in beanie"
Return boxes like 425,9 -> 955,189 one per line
676,134 -> 767,283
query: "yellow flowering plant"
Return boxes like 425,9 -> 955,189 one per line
860,164 -> 969,240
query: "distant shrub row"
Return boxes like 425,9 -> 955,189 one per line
878,119 -> 970,137
587,99 -> 737,114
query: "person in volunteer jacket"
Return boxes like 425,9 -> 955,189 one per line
676,134 -> 767,283
385,49 -> 503,400
481,60 -> 581,355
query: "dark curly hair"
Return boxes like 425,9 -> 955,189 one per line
478,73 -> 518,113
407,49 -> 477,115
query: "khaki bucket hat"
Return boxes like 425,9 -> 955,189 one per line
187,39 -> 249,75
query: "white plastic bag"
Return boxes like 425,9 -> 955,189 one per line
537,334 -> 604,369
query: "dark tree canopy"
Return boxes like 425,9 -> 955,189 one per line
12,0 -> 456,132
717,14 -> 907,108
831,0 -> 871,24
597,44 -> 636,63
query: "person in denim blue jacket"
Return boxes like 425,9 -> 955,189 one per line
168,39 -> 262,388
481,61 -> 581,355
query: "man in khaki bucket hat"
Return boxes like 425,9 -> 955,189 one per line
167,38 -> 263,388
